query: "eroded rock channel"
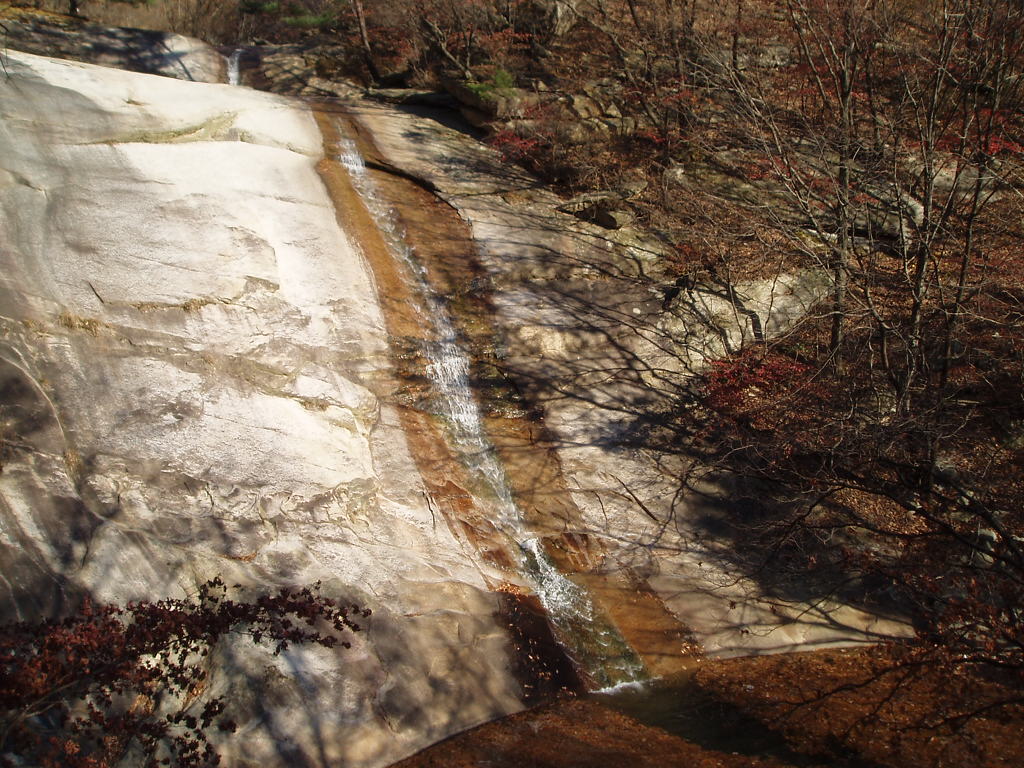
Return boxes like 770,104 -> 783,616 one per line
312,106 -> 695,693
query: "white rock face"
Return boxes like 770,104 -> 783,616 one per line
0,51 -> 522,766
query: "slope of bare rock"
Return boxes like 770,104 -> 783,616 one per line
342,97 -> 910,660
0,51 -> 524,767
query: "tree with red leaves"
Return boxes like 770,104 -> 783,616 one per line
0,579 -> 369,768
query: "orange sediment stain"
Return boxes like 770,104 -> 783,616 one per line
312,103 -> 699,676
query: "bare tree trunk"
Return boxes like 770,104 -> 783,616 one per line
352,0 -> 381,83
731,0 -> 742,74
832,56 -> 854,370
420,16 -> 475,80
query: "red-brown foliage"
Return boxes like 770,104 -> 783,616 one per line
0,579 -> 369,767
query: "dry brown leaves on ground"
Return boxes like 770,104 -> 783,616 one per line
695,647 -> 1024,768
390,698 -> 798,768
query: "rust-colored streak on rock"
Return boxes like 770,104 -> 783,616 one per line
397,404 -> 511,570
313,104 -> 587,698
313,106 -> 511,571
483,413 -> 603,570
313,109 -> 422,342
338,107 -> 700,677
342,113 -> 603,575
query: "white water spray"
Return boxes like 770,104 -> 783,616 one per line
337,135 -> 643,687
225,49 -> 242,86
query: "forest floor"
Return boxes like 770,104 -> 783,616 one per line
390,696 -> 802,768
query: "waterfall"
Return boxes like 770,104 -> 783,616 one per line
337,134 -> 644,689
225,49 -> 242,86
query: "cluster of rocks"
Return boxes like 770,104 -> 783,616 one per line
432,75 -> 643,228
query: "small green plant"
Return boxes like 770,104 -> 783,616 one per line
491,67 -> 514,91
283,12 -> 335,29
466,68 -> 516,100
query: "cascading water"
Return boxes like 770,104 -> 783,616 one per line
337,133 -> 644,689
225,49 -> 242,86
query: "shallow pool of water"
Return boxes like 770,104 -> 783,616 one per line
591,670 -> 824,765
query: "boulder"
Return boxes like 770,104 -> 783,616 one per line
594,208 -> 636,229
556,191 -> 634,229
568,93 -> 602,119
443,78 -> 541,120
841,183 -> 924,241
0,8 -> 225,82
522,0 -> 580,38
368,88 -> 459,109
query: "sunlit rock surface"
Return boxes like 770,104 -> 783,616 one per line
0,51 -> 522,767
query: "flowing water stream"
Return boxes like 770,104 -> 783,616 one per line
225,49 -> 242,86
336,132 -> 644,689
